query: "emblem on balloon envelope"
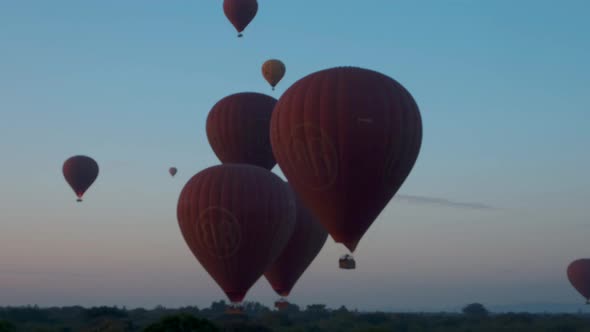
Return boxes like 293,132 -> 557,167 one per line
196,207 -> 242,259
284,123 -> 339,191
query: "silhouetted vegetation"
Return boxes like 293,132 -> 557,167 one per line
85,306 -> 129,320
0,303 -> 590,331
462,302 -> 489,318
0,320 -> 15,332
144,314 -> 218,332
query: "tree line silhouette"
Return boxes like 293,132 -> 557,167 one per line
0,302 -> 590,331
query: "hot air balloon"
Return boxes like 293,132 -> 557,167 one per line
567,259 -> 590,304
270,67 -> 422,269
206,92 -> 277,170
223,0 -> 258,38
62,155 -> 99,202
264,183 -> 328,309
262,59 -> 286,91
177,164 -> 296,310
169,167 -> 178,177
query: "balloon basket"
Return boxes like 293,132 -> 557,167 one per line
226,302 -> 244,315
76,198 -> 83,202
339,254 -> 356,270
237,33 -> 243,38
274,298 -> 289,310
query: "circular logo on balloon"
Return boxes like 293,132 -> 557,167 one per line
195,207 -> 242,259
286,123 -> 338,191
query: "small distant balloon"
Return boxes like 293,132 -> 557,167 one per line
262,59 -> 286,91
169,167 -> 178,177
567,259 -> 590,304
223,0 -> 258,38
62,155 -> 99,202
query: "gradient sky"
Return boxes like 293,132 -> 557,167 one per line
1,1 -> 589,311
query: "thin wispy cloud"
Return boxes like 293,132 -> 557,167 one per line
397,194 -> 496,210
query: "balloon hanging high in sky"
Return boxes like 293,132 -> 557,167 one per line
223,0 -> 258,38
177,164 -> 296,309
206,92 -> 277,170
62,155 -> 99,202
262,59 -> 286,91
169,167 -> 178,177
270,66 -> 422,268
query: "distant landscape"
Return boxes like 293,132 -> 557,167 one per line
1,302 -> 590,331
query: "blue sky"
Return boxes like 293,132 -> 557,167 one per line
0,0 -> 589,311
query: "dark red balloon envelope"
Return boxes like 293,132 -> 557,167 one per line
206,92 -> 277,170
62,155 -> 99,202
567,259 -> 590,303
264,184 -> 328,297
223,0 -> 258,37
177,164 -> 296,304
270,66 -> 422,253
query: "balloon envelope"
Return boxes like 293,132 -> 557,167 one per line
206,92 -> 277,170
270,66 -> 422,252
223,0 -> 258,37
567,259 -> 590,302
262,59 -> 286,90
177,164 -> 296,303
264,183 -> 328,297
62,155 -> 99,202
169,167 -> 178,177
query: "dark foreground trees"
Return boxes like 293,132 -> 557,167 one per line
2,303 -> 590,331
462,303 -> 489,317
0,320 -> 15,332
144,314 -> 218,332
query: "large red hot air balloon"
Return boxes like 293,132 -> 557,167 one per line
169,167 -> 178,177
223,0 -> 258,38
264,183 -> 328,309
62,155 -> 99,202
177,164 -> 296,308
206,92 -> 277,170
567,259 -> 590,304
270,67 -> 422,268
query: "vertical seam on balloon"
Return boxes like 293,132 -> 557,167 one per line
231,166 -> 246,301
